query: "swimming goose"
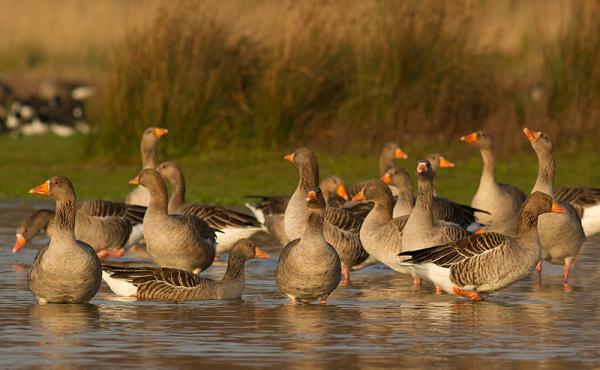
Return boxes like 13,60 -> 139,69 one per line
347,142 -> 408,197
523,127 -> 586,286
12,208 -> 134,258
276,188 -> 342,304
27,177 -> 102,303
284,148 -> 368,283
402,160 -> 470,253
101,238 -> 270,301
125,127 -> 169,207
382,166 -> 485,229
245,175 -> 350,245
461,131 -> 526,236
554,187 -> 600,237
130,169 -> 217,273
399,192 -> 566,300
157,161 -> 264,254
351,181 -> 412,277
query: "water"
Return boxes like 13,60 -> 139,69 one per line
1,202 -> 599,369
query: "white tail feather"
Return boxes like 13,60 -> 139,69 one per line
102,271 -> 138,297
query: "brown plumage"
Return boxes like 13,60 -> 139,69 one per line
102,239 -> 270,301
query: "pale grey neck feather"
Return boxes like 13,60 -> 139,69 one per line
146,181 -> 169,215
284,162 -> 319,240
532,149 -> 555,196
479,148 -> 497,186
407,177 -> 434,232
167,173 -> 186,213
141,138 -> 157,170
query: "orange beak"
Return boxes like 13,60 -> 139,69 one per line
460,132 -> 478,143
523,127 -> 541,142
29,181 -> 50,196
439,157 -> 455,168
284,152 -> 295,162
12,234 -> 27,254
352,189 -> 366,202
394,148 -> 408,159
381,173 -> 391,184
416,162 -> 427,174
129,175 -> 140,185
154,128 -> 169,139
551,201 -> 567,214
254,247 -> 271,259
306,190 -> 317,201
336,185 -> 349,201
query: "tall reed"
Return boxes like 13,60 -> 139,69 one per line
90,0 -> 600,158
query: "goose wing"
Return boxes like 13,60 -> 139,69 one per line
179,203 -> 260,229
399,232 -> 510,268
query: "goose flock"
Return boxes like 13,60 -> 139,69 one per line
11,126 -> 600,304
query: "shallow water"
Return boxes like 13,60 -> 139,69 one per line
1,202 -> 599,369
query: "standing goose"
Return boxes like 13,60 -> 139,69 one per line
101,238 -> 270,301
276,188 -> 342,304
244,175 -> 350,245
399,192 -> 566,301
402,160 -> 470,253
554,187 -> 600,237
125,127 -> 169,207
461,131 -> 526,236
347,142 -> 408,197
157,161 -> 264,254
351,181 -> 412,277
12,208 -> 134,258
423,153 -> 455,197
27,177 -> 102,303
283,148 -> 368,283
130,169 -> 217,273
523,127 -> 586,286
382,167 -> 486,228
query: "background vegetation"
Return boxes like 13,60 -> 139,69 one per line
1,0 -> 599,203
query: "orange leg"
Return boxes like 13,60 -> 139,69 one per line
96,248 -> 125,259
452,287 -> 482,301
341,266 -> 350,286
563,262 -> 572,286
535,261 -> 542,285
412,276 -> 422,289
435,286 -> 443,295
319,297 -> 327,305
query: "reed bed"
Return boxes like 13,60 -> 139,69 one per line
2,0 -> 598,157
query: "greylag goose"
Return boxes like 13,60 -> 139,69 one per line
12,208 -> 135,258
101,238 -> 270,301
423,153 -> 454,197
555,187 -> 600,236
125,127 -> 168,207
347,142 -> 408,197
460,131 -> 526,236
276,188 -> 341,304
402,160 -> 470,253
351,181 -> 412,277
283,148 -> 368,283
245,175 -> 350,245
382,166 -> 485,229
399,192 -> 566,301
157,161 -> 264,254
523,127 -> 586,286
27,177 -> 102,303
130,169 -> 217,273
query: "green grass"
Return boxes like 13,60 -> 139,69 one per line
1,135 -> 598,206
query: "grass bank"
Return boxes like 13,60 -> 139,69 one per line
1,135 -> 598,206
